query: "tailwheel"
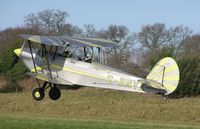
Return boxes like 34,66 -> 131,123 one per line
161,93 -> 168,100
32,88 -> 45,101
49,85 -> 61,100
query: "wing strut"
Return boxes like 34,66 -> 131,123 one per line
41,44 -> 44,57
43,44 -> 53,79
52,46 -> 58,61
28,40 -> 41,87
83,47 -> 87,58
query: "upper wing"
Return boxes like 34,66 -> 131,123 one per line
19,34 -> 116,47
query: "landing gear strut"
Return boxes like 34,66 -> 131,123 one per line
32,82 -> 61,101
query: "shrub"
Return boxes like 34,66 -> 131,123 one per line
0,39 -> 26,92
171,54 -> 200,97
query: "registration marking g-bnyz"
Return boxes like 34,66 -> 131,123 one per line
107,75 -> 139,89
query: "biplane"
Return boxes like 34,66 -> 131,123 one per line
13,34 -> 180,101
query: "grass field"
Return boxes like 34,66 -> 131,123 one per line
0,86 -> 200,129
1,115 -> 200,129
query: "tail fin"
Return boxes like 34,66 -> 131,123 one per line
146,57 -> 180,95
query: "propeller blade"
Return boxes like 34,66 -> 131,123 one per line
11,55 -> 19,68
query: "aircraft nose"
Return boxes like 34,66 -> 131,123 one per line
14,48 -> 22,57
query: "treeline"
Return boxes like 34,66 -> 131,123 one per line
0,9 -> 199,97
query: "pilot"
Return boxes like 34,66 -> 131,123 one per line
63,50 -> 72,58
84,50 -> 92,63
63,44 -> 73,58
84,47 -> 92,63
77,47 -> 92,63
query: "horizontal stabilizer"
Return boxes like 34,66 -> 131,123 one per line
141,80 -> 167,94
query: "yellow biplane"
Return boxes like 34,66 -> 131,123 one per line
13,34 -> 180,101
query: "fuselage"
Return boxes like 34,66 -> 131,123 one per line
20,47 -> 145,93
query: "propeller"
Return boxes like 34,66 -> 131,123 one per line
11,48 -> 21,69
11,55 -> 19,69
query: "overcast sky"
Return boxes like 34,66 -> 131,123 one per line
1,0 -> 200,33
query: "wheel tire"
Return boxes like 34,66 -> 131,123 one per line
49,86 -> 61,100
32,88 -> 45,101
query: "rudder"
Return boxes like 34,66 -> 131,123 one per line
146,57 -> 180,95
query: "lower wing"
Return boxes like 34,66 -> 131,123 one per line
26,72 -> 74,85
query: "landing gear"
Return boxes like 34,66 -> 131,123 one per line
49,85 -> 61,100
32,88 -> 45,101
32,82 -> 61,101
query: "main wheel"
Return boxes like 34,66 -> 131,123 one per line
49,86 -> 61,100
32,88 -> 45,101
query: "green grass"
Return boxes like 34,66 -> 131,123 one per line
0,87 -> 200,129
0,115 -> 200,129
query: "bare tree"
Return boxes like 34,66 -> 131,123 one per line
120,33 -> 137,50
99,25 -> 129,55
117,33 -> 137,67
24,9 -> 69,34
106,25 -> 129,56
107,25 -> 129,43
60,24 -> 73,36
24,13 -> 41,31
84,24 -> 97,38
171,26 -> 192,56
97,29 -> 107,39
96,25 -> 130,67
60,24 -> 83,36
137,23 -> 172,50
54,10 -> 70,34
72,25 -> 83,36
97,25 -> 129,42
37,9 -> 54,33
